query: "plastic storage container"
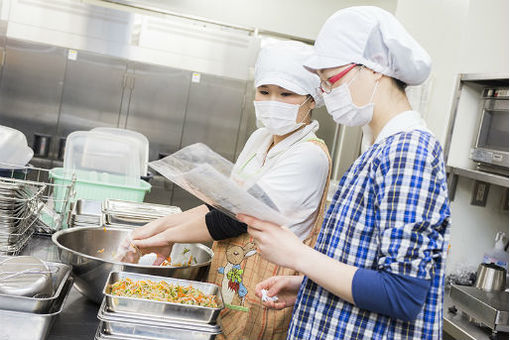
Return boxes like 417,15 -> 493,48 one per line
63,131 -> 140,183
50,168 -> 151,205
91,128 -> 149,176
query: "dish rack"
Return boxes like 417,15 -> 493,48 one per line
0,163 -> 76,243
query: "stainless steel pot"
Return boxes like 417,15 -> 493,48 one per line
475,263 -> 507,292
52,226 -> 213,304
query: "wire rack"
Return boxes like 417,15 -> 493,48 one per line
0,176 -> 45,255
0,164 -> 76,254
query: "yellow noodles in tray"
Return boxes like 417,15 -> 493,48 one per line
109,278 -> 219,308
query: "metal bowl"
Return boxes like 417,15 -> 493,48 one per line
51,226 -> 213,304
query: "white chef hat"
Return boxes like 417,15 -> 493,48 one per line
255,40 -> 323,107
303,6 -> 431,86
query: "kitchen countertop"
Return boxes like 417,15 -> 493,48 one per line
20,235 -> 100,340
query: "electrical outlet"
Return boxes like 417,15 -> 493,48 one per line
470,181 -> 490,207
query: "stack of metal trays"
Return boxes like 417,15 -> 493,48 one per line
0,178 -> 46,255
70,199 -> 102,227
0,256 -> 74,340
101,199 -> 182,229
95,271 -> 223,340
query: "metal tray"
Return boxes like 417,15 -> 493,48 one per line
98,298 -> 222,333
96,320 -> 220,340
103,214 -> 156,227
103,271 -> 223,324
75,199 -> 102,216
0,255 -> 72,313
0,276 -> 73,340
0,227 -> 34,255
102,200 -> 181,220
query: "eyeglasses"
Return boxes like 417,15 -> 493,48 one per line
319,63 -> 359,94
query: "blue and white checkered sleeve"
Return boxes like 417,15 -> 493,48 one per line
373,132 -> 449,280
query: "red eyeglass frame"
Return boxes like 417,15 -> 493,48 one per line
320,63 -> 359,93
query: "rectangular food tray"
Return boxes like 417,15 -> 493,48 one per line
102,200 -> 181,221
103,271 -> 223,325
98,298 -> 222,333
96,320 -> 220,340
0,255 -> 72,313
0,276 -> 73,340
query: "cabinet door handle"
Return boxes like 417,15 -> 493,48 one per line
0,48 -> 5,67
122,74 -> 135,89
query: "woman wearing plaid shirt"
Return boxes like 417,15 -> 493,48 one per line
238,6 -> 450,340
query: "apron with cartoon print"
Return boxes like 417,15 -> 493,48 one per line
207,139 -> 331,340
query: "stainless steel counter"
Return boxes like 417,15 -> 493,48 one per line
20,235 -> 100,340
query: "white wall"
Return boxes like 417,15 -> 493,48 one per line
395,0 -> 471,144
395,0 -> 509,274
448,177 -> 508,272
395,0 -> 509,143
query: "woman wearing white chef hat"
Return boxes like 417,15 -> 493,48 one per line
239,6 -> 451,340
121,40 -> 331,340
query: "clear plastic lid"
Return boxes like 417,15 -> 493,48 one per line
0,125 -> 33,167
91,128 -> 149,175
149,143 -> 293,226
64,131 -> 141,182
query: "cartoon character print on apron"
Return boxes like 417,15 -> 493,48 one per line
207,139 -> 332,340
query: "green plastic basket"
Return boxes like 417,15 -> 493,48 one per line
49,168 -> 151,204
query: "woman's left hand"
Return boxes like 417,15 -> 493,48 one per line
237,214 -> 306,269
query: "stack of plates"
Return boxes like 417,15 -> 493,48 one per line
0,179 -> 45,255
95,271 -> 223,340
0,255 -> 73,340
101,199 -> 181,229
70,199 -> 101,228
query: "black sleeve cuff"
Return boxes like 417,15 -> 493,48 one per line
205,210 -> 247,241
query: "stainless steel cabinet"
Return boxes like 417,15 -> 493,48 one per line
57,51 -> 127,137
122,62 -> 191,206
180,74 -> 247,161
0,39 -> 66,158
172,73 -> 248,209
123,62 -> 190,161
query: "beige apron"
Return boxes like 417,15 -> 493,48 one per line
207,140 -> 332,340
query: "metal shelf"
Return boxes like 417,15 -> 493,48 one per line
460,73 -> 509,86
447,166 -> 509,188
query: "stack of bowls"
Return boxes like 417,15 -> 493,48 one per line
95,271 -> 223,340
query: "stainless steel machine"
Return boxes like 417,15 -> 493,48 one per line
471,87 -> 509,175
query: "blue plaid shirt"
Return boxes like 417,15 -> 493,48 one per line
288,130 -> 450,339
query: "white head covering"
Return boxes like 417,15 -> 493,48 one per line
303,6 -> 431,86
255,41 -> 323,107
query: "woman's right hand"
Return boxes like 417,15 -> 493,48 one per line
131,228 -> 176,265
255,275 -> 304,310
115,214 -> 181,265
116,204 -> 211,265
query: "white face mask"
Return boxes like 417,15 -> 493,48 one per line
323,70 -> 379,127
254,97 -> 311,136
